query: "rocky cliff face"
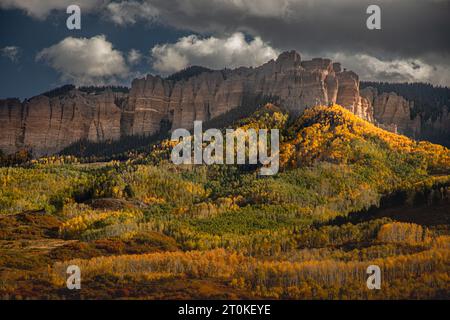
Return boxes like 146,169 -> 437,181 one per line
0,98 -> 23,155
2,50 -> 445,156
361,87 -> 421,137
0,90 -> 124,156
122,51 -> 374,131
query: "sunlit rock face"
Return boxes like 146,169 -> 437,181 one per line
125,75 -> 172,136
146,51 -> 373,131
0,90 -> 123,157
2,50 -> 433,156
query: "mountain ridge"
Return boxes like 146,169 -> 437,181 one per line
1,50 -> 448,157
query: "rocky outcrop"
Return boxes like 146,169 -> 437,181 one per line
0,98 -> 23,155
0,90 -> 123,156
124,76 -> 171,136
5,50 -> 443,156
164,52 -> 374,128
361,87 -> 421,137
336,71 -> 373,122
2,51 -> 376,156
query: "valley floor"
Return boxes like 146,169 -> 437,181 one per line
0,194 -> 448,300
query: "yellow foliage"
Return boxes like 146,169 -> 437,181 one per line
59,209 -> 143,238
280,104 -> 450,172
377,222 -> 431,244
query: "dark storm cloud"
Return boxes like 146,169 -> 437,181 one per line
140,0 -> 448,58
2,0 -> 449,59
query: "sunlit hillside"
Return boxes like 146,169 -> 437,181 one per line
0,104 -> 449,299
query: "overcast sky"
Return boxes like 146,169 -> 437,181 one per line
1,0 -> 449,99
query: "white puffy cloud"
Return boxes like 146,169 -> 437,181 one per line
0,0 -> 102,19
127,49 -> 142,65
0,46 -> 20,62
105,0 -> 159,25
36,35 -> 129,85
151,32 -> 279,74
328,53 -> 442,84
